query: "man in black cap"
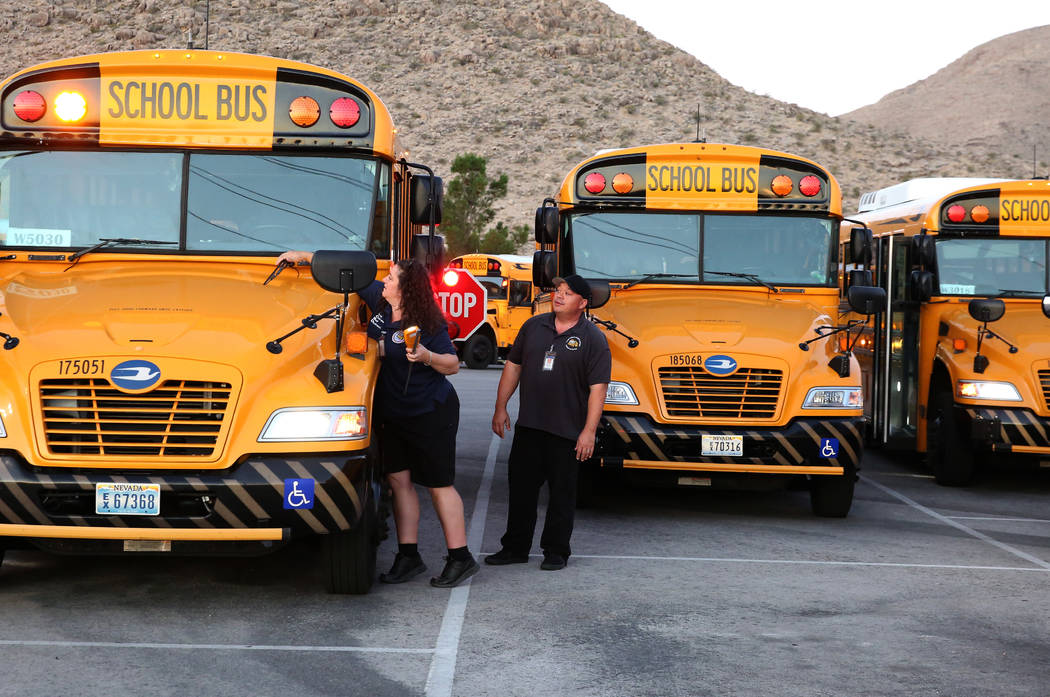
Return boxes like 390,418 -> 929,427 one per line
487,274 -> 611,570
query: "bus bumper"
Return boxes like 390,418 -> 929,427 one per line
963,407 -> 1050,456
597,414 -> 863,478
0,450 -> 373,555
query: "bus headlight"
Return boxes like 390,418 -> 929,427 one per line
956,381 -> 1022,401
802,387 -> 862,409
605,382 -> 639,405
258,407 -> 367,441
0,415 -> 6,437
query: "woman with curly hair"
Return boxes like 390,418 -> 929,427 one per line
276,252 -> 478,589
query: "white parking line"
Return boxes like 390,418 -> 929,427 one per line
862,475 -> 1050,570
424,432 -> 501,697
948,516 -> 1050,523
566,554 -> 1047,572
0,639 -> 433,653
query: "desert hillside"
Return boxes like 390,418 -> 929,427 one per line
3,0 -> 1038,224
845,25 -> 1049,177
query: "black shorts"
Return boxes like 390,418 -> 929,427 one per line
378,390 -> 459,488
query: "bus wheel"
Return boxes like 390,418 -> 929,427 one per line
809,474 -> 854,517
927,388 -> 975,486
463,333 -> 495,369
323,492 -> 377,594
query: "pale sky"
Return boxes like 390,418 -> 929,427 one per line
600,0 -> 1050,116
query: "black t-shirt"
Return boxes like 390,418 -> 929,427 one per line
359,281 -> 456,420
507,312 -> 611,442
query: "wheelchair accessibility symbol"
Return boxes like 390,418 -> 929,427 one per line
283,478 -> 315,510
819,438 -> 840,459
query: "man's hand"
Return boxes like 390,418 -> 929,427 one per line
492,406 -> 511,438
575,428 -> 596,461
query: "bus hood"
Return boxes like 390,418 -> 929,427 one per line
593,288 -> 841,357
0,261 -> 355,360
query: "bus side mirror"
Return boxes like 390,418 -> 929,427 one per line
1043,296 -> 1050,319
847,285 -> 886,316
849,227 -> 873,266
968,298 -> 1005,323
535,206 -> 558,245
848,269 -> 873,288
587,280 -> 611,310
532,250 -> 556,289
410,233 -> 446,272
310,250 -> 378,293
909,270 -> 934,302
410,175 -> 444,225
913,233 -> 936,268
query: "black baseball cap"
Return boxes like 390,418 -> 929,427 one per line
553,274 -> 591,301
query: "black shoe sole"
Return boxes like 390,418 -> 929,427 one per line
379,561 -> 427,584
540,559 -> 567,571
484,554 -> 529,566
429,560 -> 479,588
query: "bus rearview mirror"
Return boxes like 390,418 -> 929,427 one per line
310,250 -> 378,294
409,175 -> 444,225
848,227 -> 873,266
913,234 -> 936,269
532,249 -> 556,289
535,206 -> 558,245
587,280 -> 611,310
1043,296 -> 1050,319
909,270 -> 934,302
846,285 -> 886,316
968,298 -> 1005,324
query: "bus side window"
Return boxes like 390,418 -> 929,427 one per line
509,280 -> 531,307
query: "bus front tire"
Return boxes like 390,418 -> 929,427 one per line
323,494 -> 377,595
463,333 -> 495,369
927,388 -> 975,486
809,474 -> 854,517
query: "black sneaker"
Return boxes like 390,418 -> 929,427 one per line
379,553 -> 426,584
484,548 -> 529,565
540,552 -> 567,571
429,556 -> 480,588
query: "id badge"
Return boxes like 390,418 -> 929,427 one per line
542,350 -> 556,372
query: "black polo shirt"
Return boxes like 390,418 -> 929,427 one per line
360,281 -> 455,419
507,312 -> 611,442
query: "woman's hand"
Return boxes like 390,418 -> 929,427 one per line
406,345 -> 429,364
276,250 -> 312,266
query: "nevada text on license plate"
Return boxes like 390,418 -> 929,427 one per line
701,435 -> 743,457
95,483 -> 161,515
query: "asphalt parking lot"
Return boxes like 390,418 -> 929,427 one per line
2,367 -> 1049,697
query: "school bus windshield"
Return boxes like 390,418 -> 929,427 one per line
0,150 -> 385,253
934,237 -> 1047,296
570,211 -> 835,286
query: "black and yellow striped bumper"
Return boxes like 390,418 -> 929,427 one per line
964,407 -> 1050,456
598,414 -> 863,476
0,451 -> 372,552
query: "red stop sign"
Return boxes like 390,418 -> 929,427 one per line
435,268 -> 488,340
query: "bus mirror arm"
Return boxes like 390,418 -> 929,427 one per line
0,313 -> 17,350
798,319 -> 870,378
266,295 -> 350,393
972,323 -> 1019,374
589,314 -> 639,348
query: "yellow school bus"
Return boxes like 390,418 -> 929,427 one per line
533,143 -> 884,516
844,177 -> 1050,485
0,50 -> 442,593
448,253 -> 534,368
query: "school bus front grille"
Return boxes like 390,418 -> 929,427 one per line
658,367 -> 783,419
39,379 -> 232,457
1040,370 -> 1050,410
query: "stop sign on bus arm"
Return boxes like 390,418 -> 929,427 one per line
436,268 -> 487,340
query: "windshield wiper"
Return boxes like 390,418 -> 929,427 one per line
994,288 -> 1042,297
64,238 -> 178,271
622,273 -> 694,289
704,270 -> 780,293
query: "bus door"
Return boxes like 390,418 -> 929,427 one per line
876,234 -> 921,447
505,279 -> 533,329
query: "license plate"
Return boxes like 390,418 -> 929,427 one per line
701,435 -> 743,457
95,483 -> 161,515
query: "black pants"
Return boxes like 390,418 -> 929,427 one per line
500,425 -> 579,558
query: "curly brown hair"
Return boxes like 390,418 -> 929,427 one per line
394,258 -> 446,335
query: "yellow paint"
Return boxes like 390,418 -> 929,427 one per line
0,523 -> 284,541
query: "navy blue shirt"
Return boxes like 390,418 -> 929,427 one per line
359,281 -> 456,419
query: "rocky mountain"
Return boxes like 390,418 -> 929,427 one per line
2,0 -> 1039,228
845,25 -> 1050,177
